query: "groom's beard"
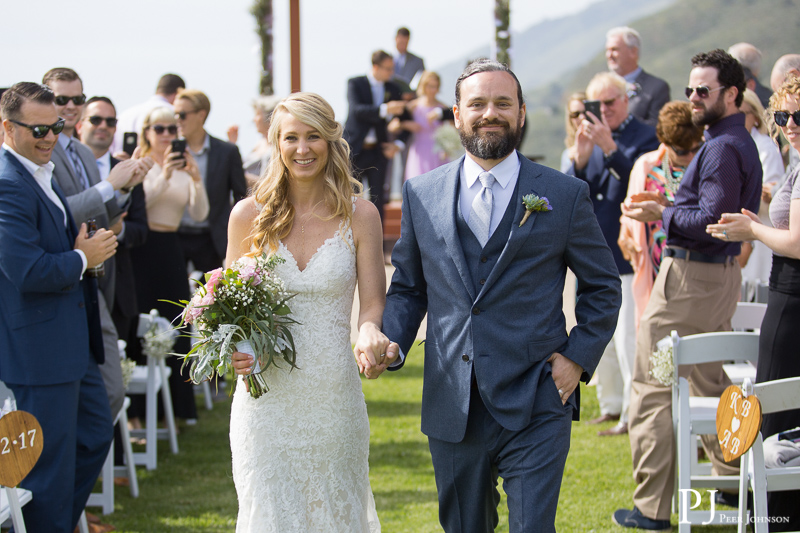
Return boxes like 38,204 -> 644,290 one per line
458,117 -> 522,161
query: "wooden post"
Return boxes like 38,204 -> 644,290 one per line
290,0 -> 301,93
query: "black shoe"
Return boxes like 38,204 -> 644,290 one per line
612,507 -> 671,531
715,490 -> 752,510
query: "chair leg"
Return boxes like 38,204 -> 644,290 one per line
159,358 -> 179,455
6,486 -> 27,533
78,510 -> 89,533
118,399 -> 139,498
201,380 -> 213,411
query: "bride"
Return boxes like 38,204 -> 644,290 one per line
227,92 -> 392,532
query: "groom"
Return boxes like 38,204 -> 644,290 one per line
375,60 -> 622,531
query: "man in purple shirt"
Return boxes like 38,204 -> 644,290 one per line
613,49 -> 762,531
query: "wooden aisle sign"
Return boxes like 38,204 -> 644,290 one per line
0,411 -> 43,487
716,384 -> 762,462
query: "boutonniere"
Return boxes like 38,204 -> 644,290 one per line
519,194 -> 552,227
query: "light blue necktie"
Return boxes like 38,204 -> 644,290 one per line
468,171 -> 496,247
66,140 -> 90,190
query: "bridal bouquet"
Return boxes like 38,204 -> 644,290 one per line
173,253 -> 298,399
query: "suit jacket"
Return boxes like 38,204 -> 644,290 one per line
51,139 -> 121,307
383,153 -> 621,443
343,76 -> 410,157
394,51 -> 425,85
196,135 -> 247,258
0,149 -> 104,386
110,156 -> 148,318
566,117 -> 659,275
628,69 -> 671,127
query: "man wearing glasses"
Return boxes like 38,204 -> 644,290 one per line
344,50 -> 410,222
565,71 -> 658,440
173,88 -> 246,275
0,82 -> 118,533
43,68 -> 152,422
614,49 -> 762,531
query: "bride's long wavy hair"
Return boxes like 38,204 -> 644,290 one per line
248,92 -> 362,256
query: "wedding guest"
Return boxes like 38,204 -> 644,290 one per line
397,71 -> 450,180
618,101 -> 704,328
739,88 -> 785,285
242,94 -> 282,187
130,107 -> 208,423
113,73 -> 185,154
559,92 -> 586,173
707,75 -> 800,531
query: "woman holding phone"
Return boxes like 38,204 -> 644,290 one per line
128,107 -> 209,423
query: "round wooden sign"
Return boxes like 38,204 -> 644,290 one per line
0,411 -> 43,487
716,384 -> 762,462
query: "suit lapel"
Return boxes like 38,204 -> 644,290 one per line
77,142 -> 101,187
206,137 -> 220,191
477,155 -> 544,300
430,158 -> 476,302
52,142 -> 82,193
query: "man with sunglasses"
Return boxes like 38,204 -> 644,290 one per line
43,68 -> 153,423
614,49 -> 762,532
174,88 -> 246,274
0,82 -> 118,533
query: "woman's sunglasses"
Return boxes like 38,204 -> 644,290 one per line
773,111 -> 800,127
10,118 -> 66,138
684,86 -> 726,99
150,124 -> 178,135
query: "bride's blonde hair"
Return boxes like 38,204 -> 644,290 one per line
249,92 -> 362,255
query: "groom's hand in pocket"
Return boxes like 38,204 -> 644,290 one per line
547,352 -> 583,405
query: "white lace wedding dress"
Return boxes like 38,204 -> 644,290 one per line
230,223 -> 380,532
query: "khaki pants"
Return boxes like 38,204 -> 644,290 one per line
628,256 -> 741,520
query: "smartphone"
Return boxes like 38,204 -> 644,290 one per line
582,100 -> 601,124
122,132 -> 138,156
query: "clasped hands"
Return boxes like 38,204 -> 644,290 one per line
621,190 -> 670,223
353,322 -> 399,380
706,208 -> 760,242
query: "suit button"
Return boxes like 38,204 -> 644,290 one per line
479,278 -> 486,285
462,354 -> 470,362
596,193 -> 604,201
480,256 -> 488,263
472,307 -> 480,315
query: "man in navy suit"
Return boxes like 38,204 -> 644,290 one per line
344,50 -> 410,221
606,27 -> 670,127
393,27 -> 425,88
566,72 -> 659,438
175,88 -> 247,273
0,82 -> 118,533
363,60 -> 621,532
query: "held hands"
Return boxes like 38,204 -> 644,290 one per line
74,223 -> 118,268
381,143 -> 400,160
353,322 -> 399,379
547,352 -> 583,406
706,209 -> 761,242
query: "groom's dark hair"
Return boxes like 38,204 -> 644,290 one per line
454,59 -> 524,108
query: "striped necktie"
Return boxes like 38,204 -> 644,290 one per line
66,139 -> 90,190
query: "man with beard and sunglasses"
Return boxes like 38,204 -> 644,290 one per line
366,59 -> 621,532
0,82 -> 118,533
43,68 -> 152,423
614,49 -> 762,531
566,72 -> 659,440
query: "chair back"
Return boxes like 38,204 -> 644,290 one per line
672,330 -> 760,368
748,376 -> 800,415
731,302 -> 767,331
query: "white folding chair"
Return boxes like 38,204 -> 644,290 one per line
671,330 -> 760,530
127,311 -> 179,470
731,302 -> 767,331
737,376 -> 800,533
0,381 -> 34,533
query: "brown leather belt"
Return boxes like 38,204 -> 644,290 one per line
362,142 -> 378,150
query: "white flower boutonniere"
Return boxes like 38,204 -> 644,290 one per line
519,194 -> 552,227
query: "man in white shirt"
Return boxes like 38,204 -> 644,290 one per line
0,81 -> 117,533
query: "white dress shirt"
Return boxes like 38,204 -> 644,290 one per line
2,143 -> 87,272
459,151 -> 521,239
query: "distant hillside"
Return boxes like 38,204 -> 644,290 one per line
520,0 -> 800,168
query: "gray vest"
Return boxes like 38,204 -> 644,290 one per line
456,179 -> 520,295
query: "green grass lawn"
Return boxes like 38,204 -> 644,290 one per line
95,344 -> 739,532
